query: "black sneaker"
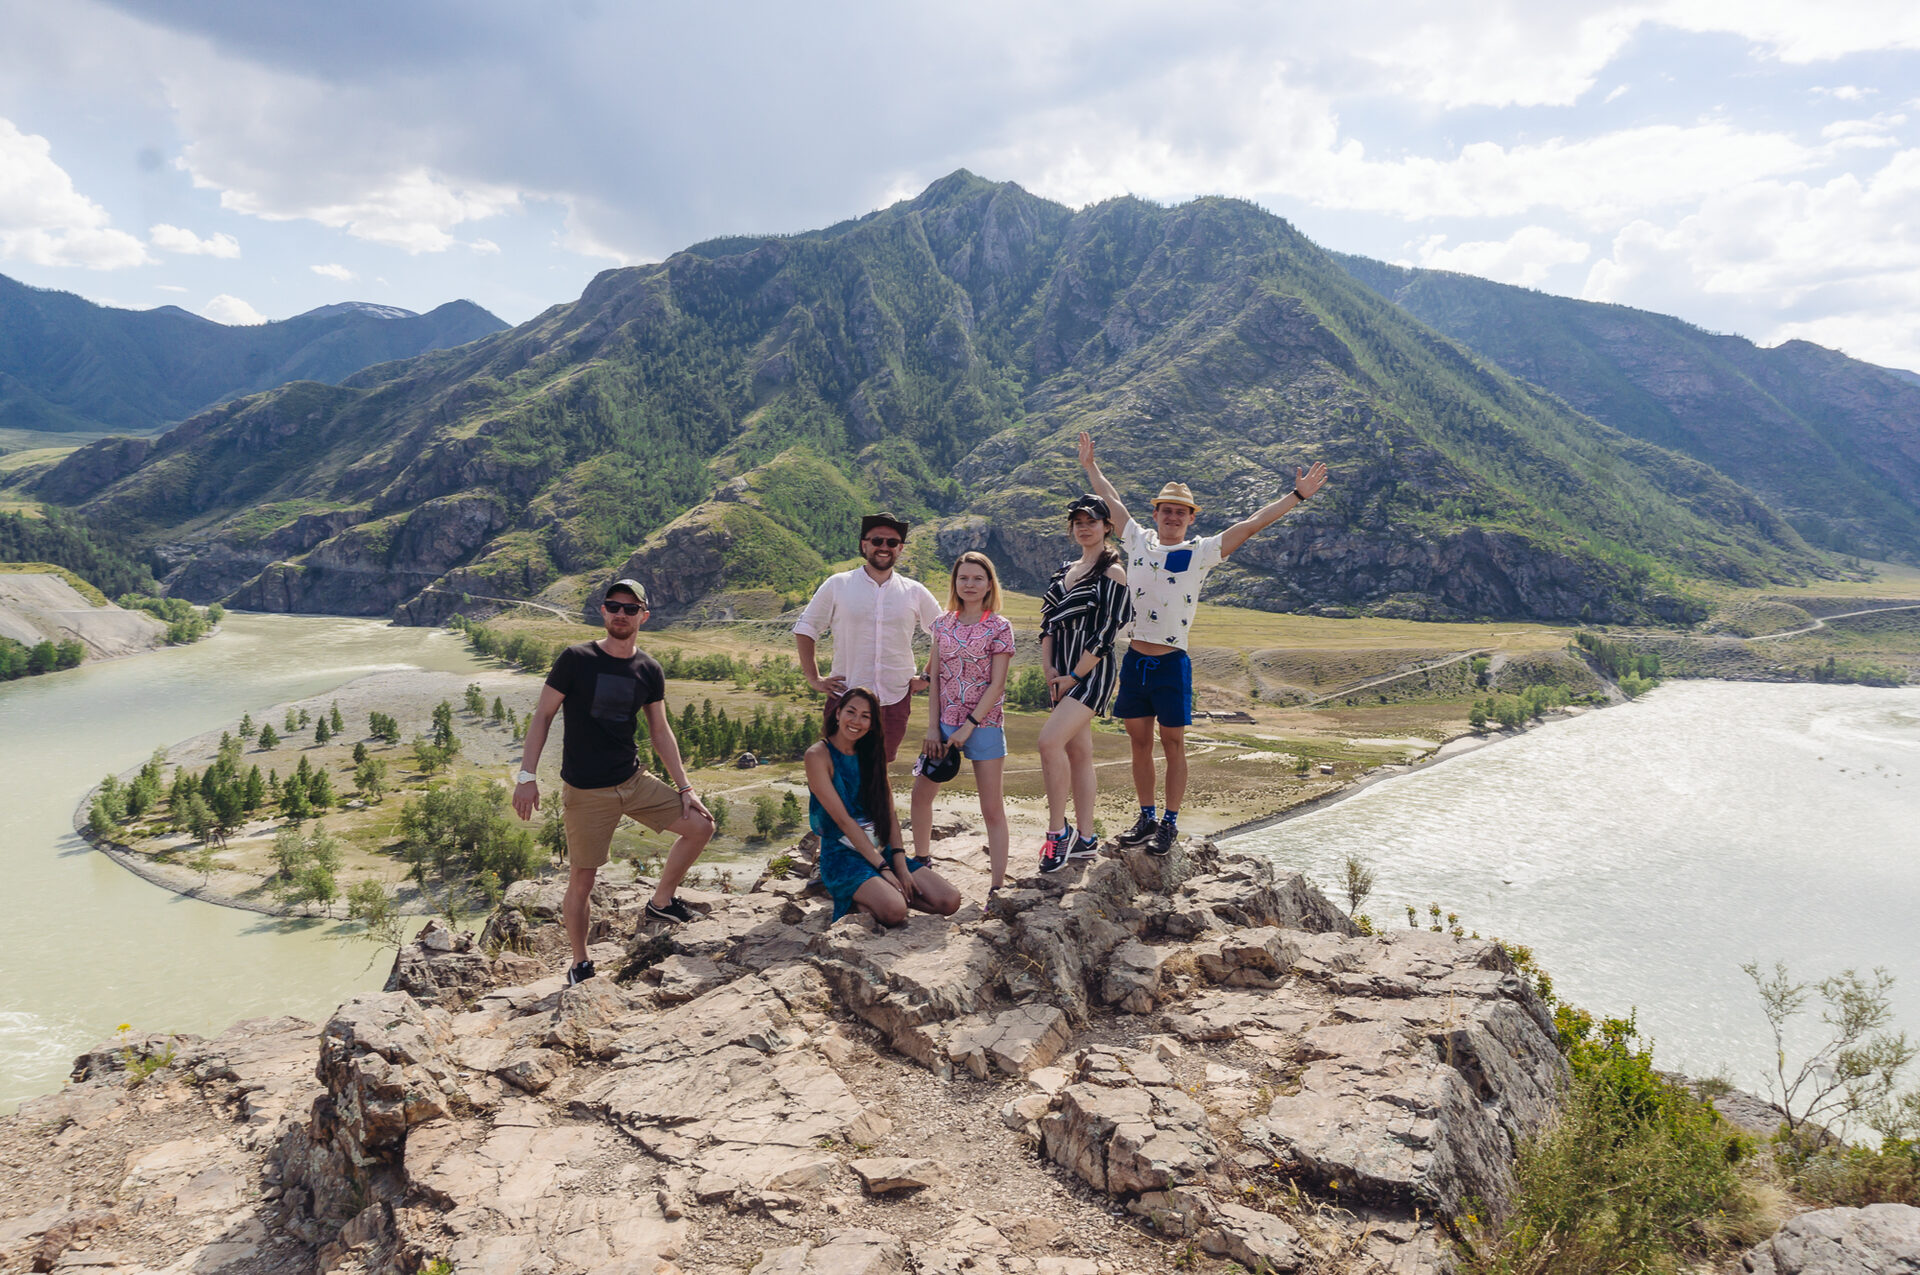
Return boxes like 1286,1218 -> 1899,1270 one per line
1038,828 -> 1073,874
1117,812 -> 1160,847
1147,820 -> 1178,858
1070,833 -> 1100,861
565,958 -> 596,985
645,896 -> 699,924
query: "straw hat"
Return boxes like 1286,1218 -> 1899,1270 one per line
1150,481 -> 1200,512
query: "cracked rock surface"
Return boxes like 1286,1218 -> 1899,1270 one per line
5,832 -> 1580,1274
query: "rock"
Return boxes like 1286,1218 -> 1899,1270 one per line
750,1228 -> 906,1274
648,954 -> 730,1004
384,940 -> 494,1009
1040,1047 -> 1218,1198
1102,940 -> 1171,1013
316,992 -> 464,1156
1742,1203 -> 1920,1275
850,1157 -> 950,1193
1198,1201 -> 1308,1273
497,1048 -> 563,1094
946,1005 -> 1072,1080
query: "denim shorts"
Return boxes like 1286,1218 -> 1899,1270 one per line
912,721 -> 1007,774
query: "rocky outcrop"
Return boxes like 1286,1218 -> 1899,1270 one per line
5,831 -> 1575,1275
1741,1203 -> 1920,1274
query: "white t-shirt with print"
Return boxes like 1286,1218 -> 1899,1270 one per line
1120,519 -> 1225,651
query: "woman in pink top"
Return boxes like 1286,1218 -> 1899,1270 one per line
910,551 -> 1015,897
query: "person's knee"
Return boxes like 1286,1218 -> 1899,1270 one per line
876,895 -> 908,926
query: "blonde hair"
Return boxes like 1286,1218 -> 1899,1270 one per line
946,551 -> 1002,615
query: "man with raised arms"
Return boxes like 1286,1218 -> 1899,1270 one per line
513,578 -> 714,986
793,512 -> 941,765
1077,431 -> 1329,856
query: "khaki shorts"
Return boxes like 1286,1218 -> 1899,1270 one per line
561,770 -> 682,869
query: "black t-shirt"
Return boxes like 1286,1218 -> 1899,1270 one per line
545,641 -> 666,789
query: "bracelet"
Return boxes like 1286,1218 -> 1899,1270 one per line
676,783 -> 693,794
1292,486 -> 1308,502
965,712 -> 980,726
1069,670 -> 1084,683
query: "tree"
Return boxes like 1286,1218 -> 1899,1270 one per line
308,767 -> 336,809
238,712 -> 256,740
1744,961 -> 1917,1140
352,741 -> 368,765
269,825 -> 310,879
284,709 -> 299,732
347,880 -> 404,952
281,779 -> 313,823
777,790 -> 802,834
355,757 -> 389,802
369,712 -> 401,745
189,842 -> 219,884
752,794 -> 778,839
412,736 -> 451,775
430,700 -> 459,753
1468,700 -> 1489,732
243,765 -> 265,812
258,724 -> 280,750
329,700 -> 344,733
314,716 -> 333,744
491,696 -> 506,724
28,641 -> 57,674
707,794 -> 730,834
54,639 -> 84,669
1342,853 -> 1375,916
289,864 -> 338,916
464,682 -> 486,715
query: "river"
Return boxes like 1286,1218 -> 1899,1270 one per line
1229,680 -> 1920,1095
0,613 -> 488,1112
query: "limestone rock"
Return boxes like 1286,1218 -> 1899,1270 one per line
850,1157 -> 950,1193
750,1227 -> 906,1273
316,992 -> 464,1157
1198,1200 -> 1308,1273
647,953 -> 730,1004
1102,939 -> 1171,1013
1040,1046 -> 1218,1198
1743,1203 -> 1920,1275
946,1004 -> 1072,1080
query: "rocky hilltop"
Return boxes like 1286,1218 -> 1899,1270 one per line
2,833 -> 1574,1274
28,172 -> 1834,627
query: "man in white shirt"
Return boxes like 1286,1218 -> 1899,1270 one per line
794,512 -> 941,763
1079,431 -> 1328,856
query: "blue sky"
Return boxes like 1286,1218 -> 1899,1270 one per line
3,1 -> 1918,371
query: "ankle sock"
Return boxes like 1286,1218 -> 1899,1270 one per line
1140,804 -> 1156,821
1162,810 -> 1179,830
1050,826 -> 1070,839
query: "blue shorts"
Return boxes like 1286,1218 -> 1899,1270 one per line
914,719 -> 1007,766
1112,647 -> 1193,727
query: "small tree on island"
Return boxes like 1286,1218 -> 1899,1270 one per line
258,724 -> 280,750
329,700 -> 344,733
238,712 -> 256,740
314,715 -> 333,745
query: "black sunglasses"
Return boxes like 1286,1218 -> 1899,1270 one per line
865,536 -> 902,548
602,600 -> 645,615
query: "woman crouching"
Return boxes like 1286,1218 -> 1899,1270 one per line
806,687 -> 962,924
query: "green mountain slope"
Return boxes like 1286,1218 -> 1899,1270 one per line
33,172 -> 1833,625
0,275 -> 507,435
1335,254 -> 1920,562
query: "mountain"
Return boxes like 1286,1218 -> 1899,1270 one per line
0,275 -> 508,435
1334,255 -> 1920,563
29,172 -> 1835,626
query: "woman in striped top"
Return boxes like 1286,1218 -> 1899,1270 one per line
1035,493 -> 1134,873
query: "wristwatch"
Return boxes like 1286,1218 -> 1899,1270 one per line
515,769 -> 538,786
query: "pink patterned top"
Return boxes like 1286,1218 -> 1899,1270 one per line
933,611 -> 1016,728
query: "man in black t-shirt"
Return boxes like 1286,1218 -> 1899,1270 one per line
513,578 -> 713,984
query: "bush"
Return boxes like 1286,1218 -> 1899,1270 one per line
398,776 -> 544,888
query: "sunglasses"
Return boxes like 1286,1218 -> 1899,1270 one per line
602,600 -> 646,615
865,537 -> 902,548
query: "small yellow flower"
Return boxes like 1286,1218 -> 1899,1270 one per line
116,1023 -> 131,1033
1329,1179 -> 1340,1191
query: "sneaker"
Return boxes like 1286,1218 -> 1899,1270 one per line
645,896 -> 699,924
1039,829 -> 1073,874
1070,833 -> 1100,861
1147,820 -> 1178,858
565,958 -> 596,986
1116,811 -> 1160,847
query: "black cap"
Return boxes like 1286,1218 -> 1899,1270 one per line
917,747 -> 963,784
860,512 -> 910,540
604,577 -> 649,606
1066,493 -> 1110,522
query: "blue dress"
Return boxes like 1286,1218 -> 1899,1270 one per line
811,744 -> 927,919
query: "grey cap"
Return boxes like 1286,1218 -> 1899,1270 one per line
604,578 -> 649,606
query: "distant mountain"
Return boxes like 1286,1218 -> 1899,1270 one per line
30,173 -> 1833,626
0,275 -> 508,435
1334,255 -> 1920,562
1889,367 -> 1920,389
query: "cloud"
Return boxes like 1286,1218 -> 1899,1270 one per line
201,293 -> 267,325
467,238 -> 499,255
149,222 -> 240,257
1582,148 -> 1920,367
0,116 -> 151,269
310,262 -> 355,281
1417,226 -> 1592,286
154,283 -> 187,292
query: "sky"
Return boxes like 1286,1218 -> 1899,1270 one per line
3,1 -> 1918,372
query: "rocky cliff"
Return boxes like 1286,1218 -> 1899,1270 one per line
27,172 -> 1835,627
1,832 -> 1575,1274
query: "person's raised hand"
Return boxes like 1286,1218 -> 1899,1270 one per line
1078,430 -> 1095,471
1294,461 -> 1329,501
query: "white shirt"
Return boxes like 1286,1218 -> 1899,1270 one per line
792,567 -> 942,704
1121,519 -> 1225,650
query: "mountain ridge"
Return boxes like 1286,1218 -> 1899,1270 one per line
25,172 -> 1846,626
0,274 -> 508,435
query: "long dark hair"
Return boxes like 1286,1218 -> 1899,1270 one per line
822,687 -> 899,848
